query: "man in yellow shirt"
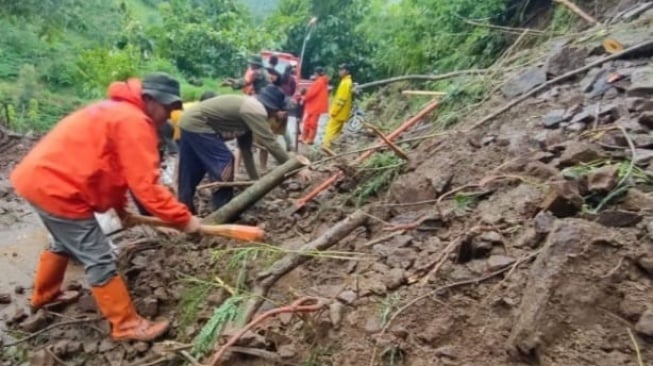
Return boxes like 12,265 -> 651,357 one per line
322,64 -> 353,149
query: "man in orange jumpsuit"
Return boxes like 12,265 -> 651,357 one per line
10,72 -> 201,342
301,67 -> 329,145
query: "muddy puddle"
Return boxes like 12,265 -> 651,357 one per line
0,208 -> 85,344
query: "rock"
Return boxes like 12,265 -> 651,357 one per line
65,281 -> 83,292
542,109 -> 567,128
534,211 -> 555,235
29,350 -> 56,366
626,97 -> 653,112
558,142 -> 604,167
587,165 -> 619,192
77,293 -> 97,313
364,316 -> 382,334
329,302 -> 344,328
231,330 -> 266,348
628,67 -> 653,97
0,293 -> 11,304
634,148 -> 653,165
308,285 -> 346,299
648,221 -> 653,240
20,310 -> 49,333
83,340 -> 98,353
389,235 -> 413,248
417,317 -> 455,344
570,110 -> 594,125
359,277 -> 387,297
635,308 -> 653,336
14,285 -> 24,295
540,181 -> 584,218
481,134 -> 496,145
617,117 -> 650,133
596,210 -> 642,228
278,344 -> 297,359
66,341 -> 83,354
501,67 -> 547,99
337,290 -> 357,305
604,87 -> 619,99
487,255 -> 516,271
8,308 -> 27,325
566,122 -> 587,132
479,231 -> 502,244
53,340 -> 70,356
580,68 -> 604,93
622,189 -> 653,212
138,298 -> 158,318
632,133 -> 653,148
385,248 -> 417,269
153,287 -> 168,301
525,161 -> 559,180
98,339 -> 118,352
134,342 -> 150,353
434,345 -> 458,359
545,45 -> 588,77
637,256 -> 653,276
507,219 -> 609,357
384,268 -> 406,290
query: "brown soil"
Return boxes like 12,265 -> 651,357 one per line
3,8 -> 653,366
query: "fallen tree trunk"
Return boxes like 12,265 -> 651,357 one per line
469,40 -> 653,131
203,155 -> 310,224
357,70 -> 492,90
239,210 -> 368,324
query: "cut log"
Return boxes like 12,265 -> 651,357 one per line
197,181 -> 256,190
203,155 -> 310,224
553,0 -> 599,25
239,210 -> 368,323
363,123 -> 409,160
602,30 -> 653,54
401,90 -> 447,96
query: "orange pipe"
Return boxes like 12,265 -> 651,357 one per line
295,99 -> 441,209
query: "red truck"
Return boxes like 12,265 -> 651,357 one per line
260,50 -> 312,98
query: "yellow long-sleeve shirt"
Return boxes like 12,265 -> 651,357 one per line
329,74 -> 353,121
169,102 -> 197,141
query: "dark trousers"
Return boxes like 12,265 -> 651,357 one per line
178,130 -> 234,214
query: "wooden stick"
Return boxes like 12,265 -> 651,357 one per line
321,146 -> 337,157
204,155 -> 311,224
127,215 -> 265,242
210,297 -> 326,365
627,328 -> 645,366
197,181 -> 256,190
358,69 -> 502,90
554,0 -> 599,25
468,40 -> 653,131
401,90 -> 447,96
1,317 -> 102,348
239,210 -> 368,325
363,123 -> 409,160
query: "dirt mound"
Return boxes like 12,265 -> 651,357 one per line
4,9 -> 653,366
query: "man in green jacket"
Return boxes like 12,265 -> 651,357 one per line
178,85 -> 291,213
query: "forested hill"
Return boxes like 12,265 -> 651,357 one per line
241,0 -> 280,20
0,0 -> 589,133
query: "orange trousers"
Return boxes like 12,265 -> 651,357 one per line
302,113 -> 320,144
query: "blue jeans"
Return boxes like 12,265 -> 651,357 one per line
178,130 -> 235,214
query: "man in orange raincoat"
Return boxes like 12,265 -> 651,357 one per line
10,73 -> 202,342
301,67 -> 329,145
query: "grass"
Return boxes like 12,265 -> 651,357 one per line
378,293 -> 401,326
352,151 -> 405,207
561,159 -> 653,213
192,295 -> 246,357
453,191 -> 482,213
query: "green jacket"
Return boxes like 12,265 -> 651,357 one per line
179,95 -> 289,179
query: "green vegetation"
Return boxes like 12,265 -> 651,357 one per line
0,0 -> 577,135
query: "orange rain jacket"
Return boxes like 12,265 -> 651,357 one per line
11,79 -> 192,226
303,75 -> 329,116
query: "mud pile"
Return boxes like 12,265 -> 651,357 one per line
3,9 -> 653,366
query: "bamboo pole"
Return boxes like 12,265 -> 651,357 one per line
203,155 -> 311,224
197,181 -> 256,190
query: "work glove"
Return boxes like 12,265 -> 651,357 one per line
182,216 -> 202,233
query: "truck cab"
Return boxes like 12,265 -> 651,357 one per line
260,50 -> 312,99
